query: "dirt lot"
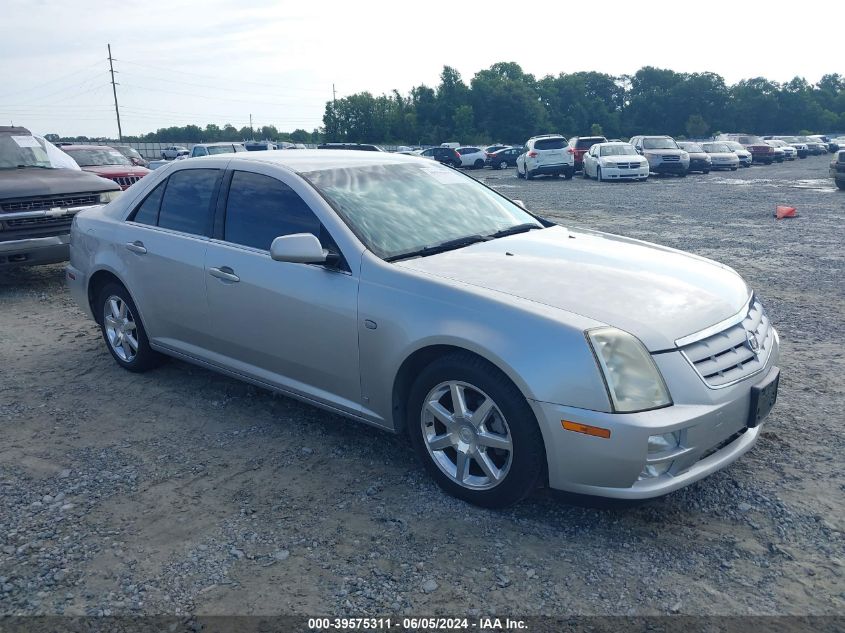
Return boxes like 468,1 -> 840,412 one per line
1,155 -> 843,618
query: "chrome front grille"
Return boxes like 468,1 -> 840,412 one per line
5,216 -> 74,229
0,194 -> 100,213
680,298 -> 774,388
662,155 -> 681,162
615,162 -> 639,169
111,176 -> 142,189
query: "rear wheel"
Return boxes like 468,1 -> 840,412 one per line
407,353 -> 546,508
838,181 -> 845,190
525,168 -> 534,180
474,159 -> 485,169
562,170 -> 572,180
498,160 -> 508,170
97,282 -> 163,372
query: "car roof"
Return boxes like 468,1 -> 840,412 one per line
193,149 -> 425,173
196,142 -> 241,147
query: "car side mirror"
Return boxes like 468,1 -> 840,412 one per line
512,199 -> 527,209
270,233 -> 329,264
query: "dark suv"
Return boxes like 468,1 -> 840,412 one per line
568,136 -> 608,172
0,126 -> 121,268
418,146 -> 462,167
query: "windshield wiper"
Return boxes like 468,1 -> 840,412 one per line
385,234 -> 489,262
487,223 -> 543,239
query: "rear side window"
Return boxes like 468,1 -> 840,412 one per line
131,181 -> 166,225
224,171 -> 321,250
534,138 -> 566,150
576,138 -> 604,149
157,169 -> 219,235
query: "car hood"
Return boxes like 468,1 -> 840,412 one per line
395,226 -> 750,351
0,166 -> 120,199
82,165 -> 150,177
601,155 -> 645,164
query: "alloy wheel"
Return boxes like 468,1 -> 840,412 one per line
420,380 -> 513,490
103,295 -> 139,362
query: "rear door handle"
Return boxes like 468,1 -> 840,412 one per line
209,266 -> 240,283
125,241 -> 147,254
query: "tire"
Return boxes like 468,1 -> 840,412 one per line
97,282 -> 163,373
474,159 -> 485,169
516,164 -> 524,179
525,168 -> 534,180
678,171 -> 687,178
407,352 -> 546,508
498,160 -> 508,170
703,170 -> 710,175
582,166 -> 590,179
731,166 -> 738,171
562,169 -> 573,180
838,181 -> 845,191
596,166 -> 603,182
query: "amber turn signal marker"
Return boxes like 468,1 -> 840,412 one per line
562,420 -> 611,439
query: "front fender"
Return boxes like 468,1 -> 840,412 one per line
357,252 -> 612,430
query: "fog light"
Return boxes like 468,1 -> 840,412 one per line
640,462 -> 673,479
648,431 -> 680,454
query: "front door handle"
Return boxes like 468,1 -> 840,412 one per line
208,266 -> 240,283
125,241 -> 147,254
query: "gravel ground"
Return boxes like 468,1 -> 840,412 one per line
0,154 -> 843,618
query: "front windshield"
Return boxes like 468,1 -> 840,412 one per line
680,143 -> 704,153
703,143 -> 731,153
600,145 -> 637,156
0,134 -> 54,169
642,137 -> 678,150
303,162 -> 542,260
65,148 -> 131,167
724,141 -> 743,150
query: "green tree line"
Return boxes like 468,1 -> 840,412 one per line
323,63 -> 845,144
61,125 -> 322,144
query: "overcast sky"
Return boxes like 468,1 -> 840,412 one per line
1,0 -> 838,138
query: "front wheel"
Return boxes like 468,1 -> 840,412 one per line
97,282 -> 163,372
516,165 -> 524,179
596,166 -> 603,182
407,353 -> 546,508
678,171 -> 687,178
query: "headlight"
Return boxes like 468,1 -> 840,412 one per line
587,327 -> 672,413
680,151 -> 689,160
99,190 -> 122,203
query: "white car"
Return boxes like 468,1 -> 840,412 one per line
701,142 -> 740,170
721,141 -> 753,167
582,142 -> 649,181
456,146 -> 488,169
516,134 -> 574,180
765,139 -> 796,161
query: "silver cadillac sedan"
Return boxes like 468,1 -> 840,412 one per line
66,151 -> 780,508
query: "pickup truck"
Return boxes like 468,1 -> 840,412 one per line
0,126 -> 121,268
160,145 -> 189,160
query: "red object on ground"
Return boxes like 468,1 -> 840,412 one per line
775,205 -> 797,219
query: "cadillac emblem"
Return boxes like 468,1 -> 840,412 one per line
746,331 -> 760,353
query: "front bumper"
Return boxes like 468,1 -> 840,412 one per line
599,166 -> 649,180
531,335 -> 779,499
0,234 -> 70,268
650,161 -> 688,174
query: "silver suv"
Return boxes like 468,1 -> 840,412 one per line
516,135 -> 574,180
629,136 -> 690,177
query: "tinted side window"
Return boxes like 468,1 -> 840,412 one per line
158,169 -> 219,235
224,171 -> 321,251
130,181 -> 166,225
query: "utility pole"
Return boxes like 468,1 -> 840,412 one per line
332,84 -> 337,104
249,113 -> 253,137
107,44 -> 122,141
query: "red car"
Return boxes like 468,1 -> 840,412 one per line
568,136 -> 608,171
61,145 -> 151,190
721,134 -> 776,165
